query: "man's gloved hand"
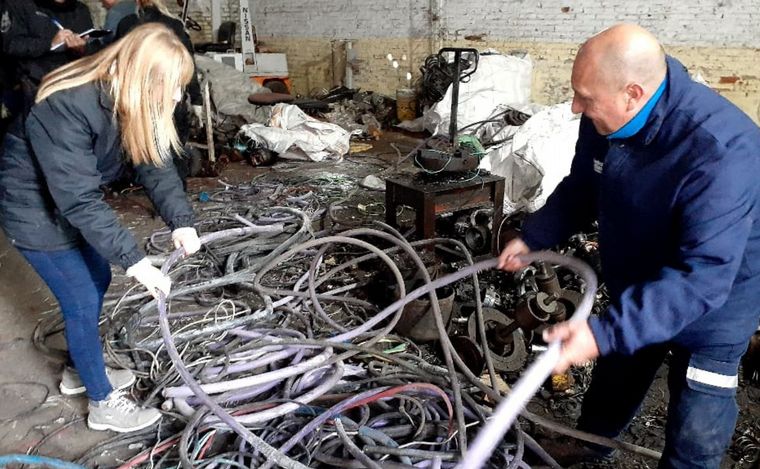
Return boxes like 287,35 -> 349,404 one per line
126,258 -> 171,298
191,105 -> 204,128
172,227 -> 201,255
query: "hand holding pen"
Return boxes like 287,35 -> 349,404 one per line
49,19 -> 87,54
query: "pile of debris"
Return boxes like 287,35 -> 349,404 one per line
315,86 -> 397,139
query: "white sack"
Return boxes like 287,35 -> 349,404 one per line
237,103 -> 350,161
479,103 -> 580,215
424,52 -> 533,137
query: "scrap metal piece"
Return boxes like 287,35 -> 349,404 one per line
416,147 -> 480,172
468,307 -> 527,373
450,335 -> 485,376
514,292 -> 554,331
393,287 -> 455,343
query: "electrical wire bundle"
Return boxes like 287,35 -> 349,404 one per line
416,54 -> 474,110
29,179 -> 661,468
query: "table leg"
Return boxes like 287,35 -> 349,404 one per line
419,193 -> 436,240
491,179 -> 505,255
385,183 -> 398,227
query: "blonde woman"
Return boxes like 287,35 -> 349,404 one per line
0,23 -> 201,433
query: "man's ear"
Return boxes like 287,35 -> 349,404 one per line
625,83 -> 645,112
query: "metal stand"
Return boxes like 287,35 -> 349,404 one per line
385,173 -> 505,255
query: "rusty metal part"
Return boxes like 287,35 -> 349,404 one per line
535,262 -> 562,297
514,292 -> 555,331
450,335 -> 485,376
415,147 -> 481,172
482,285 -> 501,309
556,289 -> 582,321
550,372 -> 575,393
393,287 -> 455,342
467,307 -> 527,373
464,225 -> 490,252
533,263 -> 585,323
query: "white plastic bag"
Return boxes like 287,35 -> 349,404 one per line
424,52 -> 533,137
479,103 -> 580,214
237,104 -> 350,161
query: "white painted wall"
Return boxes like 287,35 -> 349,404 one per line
250,0 -> 760,47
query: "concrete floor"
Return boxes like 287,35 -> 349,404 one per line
0,231 -> 110,459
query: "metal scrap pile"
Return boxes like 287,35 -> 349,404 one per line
315,86 -> 397,138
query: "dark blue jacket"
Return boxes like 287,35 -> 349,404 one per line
1,0 -> 95,84
0,82 -> 194,270
522,56 -> 760,356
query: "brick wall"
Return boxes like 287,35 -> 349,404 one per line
81,1 -> 760,121
83,0 -> 241,42
251,0 -> 760,47
251,0 -> 760,122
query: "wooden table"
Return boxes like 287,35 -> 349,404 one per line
385,172 -> 505,255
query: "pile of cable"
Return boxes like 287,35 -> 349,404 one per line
30,179 -> 660,468
60,213 -> 552,467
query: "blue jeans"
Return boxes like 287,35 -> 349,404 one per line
20,243 -> 114,401
578,342 -> 745,468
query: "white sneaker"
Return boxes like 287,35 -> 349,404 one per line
60,366 -> 136,396
87,390 -> 162,433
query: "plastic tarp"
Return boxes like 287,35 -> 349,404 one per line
479,103 -> 580,215
237,103 -> 350,162
423,51 -> 533,137
195,55 -> 271,124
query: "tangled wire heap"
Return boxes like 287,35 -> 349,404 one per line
31,180 -> 660,468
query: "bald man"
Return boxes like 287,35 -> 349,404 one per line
499,24 -> 760,468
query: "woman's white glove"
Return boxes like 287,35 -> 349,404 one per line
126,258 -> 171,298
172,227 -> 201,256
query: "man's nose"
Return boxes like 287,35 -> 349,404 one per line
571,95 -> 583,114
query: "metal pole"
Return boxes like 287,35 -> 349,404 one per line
203,81 -> 215,163
448,50 -> 461,144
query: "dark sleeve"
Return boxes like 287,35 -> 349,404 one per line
103,3 -> 132,35
132,162 -> 195,231
114,14 -> 138,40
24,96 -> 145,270
74,3 -> 100,56
520,116 -> 599,250
186,59 -> 202,105
174,21 -> 201,105
1,2 -> 55,59
589,153 -> 757,355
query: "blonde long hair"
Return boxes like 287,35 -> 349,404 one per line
36,23 -> 194,166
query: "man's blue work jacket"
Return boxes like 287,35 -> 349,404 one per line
521,56 -> 760,356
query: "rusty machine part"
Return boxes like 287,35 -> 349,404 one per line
453,208 -> 493,255
450,335 -> 486,376
393,287 -> 455,343
415,48 -> 481,173
535,261 -> 562,297
384,172 -> 505,255
514,291 -> 556,331
467,307 -> 527,373
530,262 -> 584,324
416,138 -> 482,173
